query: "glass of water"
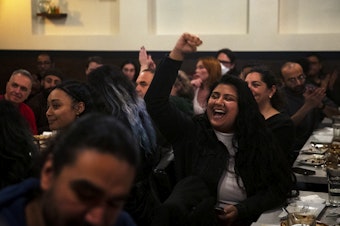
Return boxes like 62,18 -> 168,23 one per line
327,167 -> 340,206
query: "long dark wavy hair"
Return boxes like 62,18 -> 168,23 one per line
87,65 -> 156,156
0,100 -> 38,189
209,75 -> 294,197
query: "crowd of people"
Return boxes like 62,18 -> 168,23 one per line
0,33 -> 339,226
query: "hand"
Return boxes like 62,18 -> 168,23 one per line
328,69 -> 338,90
303,87 -> 326,109
217,205 -> 238,226
320,73 -> 330,89
139,46 -> 156,71
191,77 -> 203,88
170,33 -> 203,61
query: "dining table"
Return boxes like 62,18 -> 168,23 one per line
253,190 -> 340,226
292,120 -> 338,185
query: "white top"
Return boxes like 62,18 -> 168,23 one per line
193,88 -> 205,115
215,130 -> 247,206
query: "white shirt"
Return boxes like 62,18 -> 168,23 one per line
215,130 -> 247,206
193,88 -> 205,115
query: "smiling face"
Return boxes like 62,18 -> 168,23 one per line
41,150 -> 135,226
5,74 -> 32,104
245,72 -> 275,107
206,84 -> 239,133
46,89 -> 83,130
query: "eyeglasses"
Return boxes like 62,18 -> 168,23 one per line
286,74 -> 306,84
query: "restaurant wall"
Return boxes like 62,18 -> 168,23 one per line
1,0 -> 340,51
1,0 -> 340,92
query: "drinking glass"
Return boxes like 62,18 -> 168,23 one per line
326,168 -> 340,206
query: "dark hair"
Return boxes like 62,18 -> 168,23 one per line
0,100 -> 38,189
46,113 -> 139,176
53,80 -> 95,117
246,65 -> 285,110
86,56 -> 103,68
174,70 -> 194,100
42,68 -> 64,81
209,76 -> 294,195
306,52 -> 323,62
120,59 -> 140,81
87,65 -> 156,155
37,53 -> 54,63
215,48 -> 236,64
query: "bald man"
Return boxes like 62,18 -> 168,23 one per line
280,62 -> 338,150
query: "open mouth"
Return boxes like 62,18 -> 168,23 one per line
212,109 -> 226,119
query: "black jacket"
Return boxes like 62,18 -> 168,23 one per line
145,57 -> 290,224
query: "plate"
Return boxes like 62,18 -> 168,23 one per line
278,201 -> 326,219
297,157 -> 325,166
301,148 -> 327,155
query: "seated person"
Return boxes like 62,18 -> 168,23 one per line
145,33 -> 294,226
85,56 -> 103,76
0,100 -> 39,189
170,70 -> 195,116
1,69 -> 37,134
244,65 -> 295,164
215,48 -> 238,76
46,80 -> 95,132
87,65 -> 159,226
27,68 -> 64,134
120,59 -> 140,82
0,113 -> 139,226
191,56 -> 222,115
280,61 -> 339,150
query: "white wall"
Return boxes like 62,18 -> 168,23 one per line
1,0 -> 340,51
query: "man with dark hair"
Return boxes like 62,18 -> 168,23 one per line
85,56 -> 104,76
27,68 -> 65,134
216,48 -> 237,75
0,69 -> 37,134
37,53 -> 54,78
0,114 -> 139,226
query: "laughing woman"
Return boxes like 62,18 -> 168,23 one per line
144,33 -> 294,226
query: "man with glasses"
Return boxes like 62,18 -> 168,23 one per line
280,61 -> 339,150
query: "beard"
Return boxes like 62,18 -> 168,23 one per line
42,87 -> 53,97
291,84 -> 306,95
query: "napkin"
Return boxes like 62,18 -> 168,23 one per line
299,195 -> 326,204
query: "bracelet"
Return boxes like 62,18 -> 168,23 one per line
319,103 -> 326,110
